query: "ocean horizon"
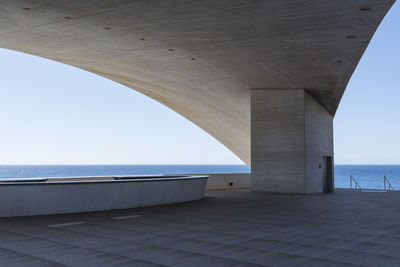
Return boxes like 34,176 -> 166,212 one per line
1,164 -> 399,190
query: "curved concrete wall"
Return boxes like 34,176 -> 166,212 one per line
0,176 -> 208,217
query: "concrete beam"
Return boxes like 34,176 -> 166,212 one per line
251,89 -> 333,194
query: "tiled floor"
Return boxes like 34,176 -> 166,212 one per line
0,189 -> 399,266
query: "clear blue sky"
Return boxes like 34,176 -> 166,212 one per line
334,1 -> 400,164
0,2 -> 399,165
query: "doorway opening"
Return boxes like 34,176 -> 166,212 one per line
322,156 -> 334,193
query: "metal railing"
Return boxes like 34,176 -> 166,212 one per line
350,175 -> 362,190
384,176 -> 395,191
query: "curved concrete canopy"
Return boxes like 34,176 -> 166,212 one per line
0,0 -> 394,165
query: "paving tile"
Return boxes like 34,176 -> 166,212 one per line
295,258 -> 360,267
0,189 -> 400,266
1,238 -> 133,266
363,253 -> 400,267
0,247 -> 64,267
143,250 -> 245,267
321,249 -> 367,265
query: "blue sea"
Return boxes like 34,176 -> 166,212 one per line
334,165 -> 400,189
0,165 -> 399,190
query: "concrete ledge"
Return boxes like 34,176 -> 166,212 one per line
0,175 -> 208,217
205,173 -> 251,189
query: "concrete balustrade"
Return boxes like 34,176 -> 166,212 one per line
0,175 -> 208,217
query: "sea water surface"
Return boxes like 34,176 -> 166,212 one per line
0,164 -> 399,190
0,165 -> 249,179
334,165 -> 400,189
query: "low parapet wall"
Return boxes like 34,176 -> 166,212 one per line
0,175 -> 208,217
205,173 -> 251,189
0,173 -> 251,217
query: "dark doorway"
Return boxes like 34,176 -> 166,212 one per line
322,156 -> 333,193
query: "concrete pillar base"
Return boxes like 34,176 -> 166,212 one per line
251,89 -> 334,194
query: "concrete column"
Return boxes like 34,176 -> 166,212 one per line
251,89 -> 334,194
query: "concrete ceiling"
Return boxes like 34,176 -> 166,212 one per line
0,0 -> 395,165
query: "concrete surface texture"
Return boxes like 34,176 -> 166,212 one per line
251,89 -> 333,193
1,189 -> 400,266
0,0 -> 395,165
0,176 -> 207,217
204,173 -> 251,189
